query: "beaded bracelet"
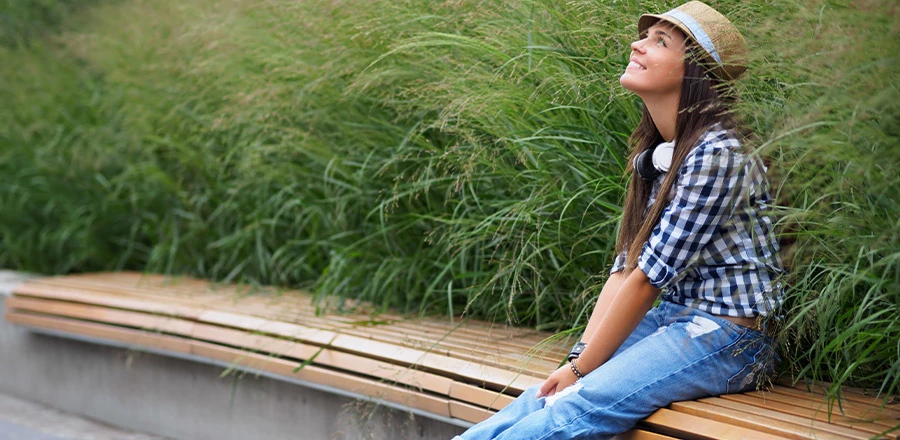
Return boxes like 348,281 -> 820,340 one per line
569,358 -> 585,379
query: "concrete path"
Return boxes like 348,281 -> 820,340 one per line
0,391 -> 169,440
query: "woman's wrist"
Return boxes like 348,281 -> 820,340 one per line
569,358 -> 585,379
567,341 -> 587,361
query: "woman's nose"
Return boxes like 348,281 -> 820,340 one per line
631,38 -> 646,52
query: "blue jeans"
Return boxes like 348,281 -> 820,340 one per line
456,301 -> 776,440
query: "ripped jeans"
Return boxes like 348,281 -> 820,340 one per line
455,301 -> 776,440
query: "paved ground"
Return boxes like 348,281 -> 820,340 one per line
0,391 -> 170,440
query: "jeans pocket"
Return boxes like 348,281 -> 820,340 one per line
725,335 -> 775,394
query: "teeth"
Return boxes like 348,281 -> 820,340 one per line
628,61 -> 645,70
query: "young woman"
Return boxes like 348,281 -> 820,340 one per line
455,2 -> 783,439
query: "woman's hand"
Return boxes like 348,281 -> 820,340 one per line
536,364 -> 578,398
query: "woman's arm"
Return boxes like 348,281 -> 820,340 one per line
577,269 -> 659,372
579,271 -> 626,343
538,268 -> 659,397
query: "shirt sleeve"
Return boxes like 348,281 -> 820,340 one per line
637,137 -> 744,289
610,250 -> 627,275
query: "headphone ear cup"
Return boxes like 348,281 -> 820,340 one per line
652,141 -> 675,173
633,141 -> 675,181
633,149 -> 661,181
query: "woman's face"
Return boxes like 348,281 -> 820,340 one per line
619,22 -> 687,99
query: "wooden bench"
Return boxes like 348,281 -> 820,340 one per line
5,272 -> 898,439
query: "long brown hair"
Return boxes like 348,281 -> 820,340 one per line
615,48 -> 741,271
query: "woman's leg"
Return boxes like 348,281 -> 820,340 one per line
471,302 -> 774,440
456,306 -> 665,440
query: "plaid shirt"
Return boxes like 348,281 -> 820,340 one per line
612,124 -> 783,317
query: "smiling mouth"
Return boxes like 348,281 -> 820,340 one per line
627,60 -> 646,70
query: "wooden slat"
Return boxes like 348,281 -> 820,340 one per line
448,401 -> 494,424
721,393 -> 897,437
327,333 -> 543,393
12,282 -> 207,319
196,309 -> 545,393
5,310 -> 193,354
641,408 -> 792,440
46,273 -> 557,353
4,309 -> 461,421
56,272 -> 545,356
40,276 -> 549,360
10,284 -> 545,393
448,382 -> 514,411
751,389 -> 899,430
36,274 -> 538,343
778,378 -> 900,411
190,323 -> 455,395
699,397 -> 879,439
770,385 -> 900,421
670,400 -> 857,439
6,295 -> 195,336
60,275 -> 565,372
144,280 -> 562,363
188,341 -> 455,419
612,431 -> 681,440
6,295 -> 507,400
18,276 -> 563,375
6,296 -> 502,408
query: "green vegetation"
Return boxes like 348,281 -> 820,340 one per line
1,0 -> 897,401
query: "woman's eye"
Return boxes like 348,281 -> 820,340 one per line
656,37 -> 667,47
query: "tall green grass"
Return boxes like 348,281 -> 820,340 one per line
744,1 -> 899,401
0,0 -> 897,402
0,0 -> 87,47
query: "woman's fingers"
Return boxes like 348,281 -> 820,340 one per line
538,365 -> 572,397
537,378 -> 558,398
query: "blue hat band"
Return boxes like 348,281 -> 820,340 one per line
664,9 -> 722,65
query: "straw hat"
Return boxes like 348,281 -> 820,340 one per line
638,1 -> 748,80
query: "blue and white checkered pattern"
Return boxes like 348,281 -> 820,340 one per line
612,125 -> 783,317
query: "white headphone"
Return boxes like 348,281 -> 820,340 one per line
633,140 -> 674,181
